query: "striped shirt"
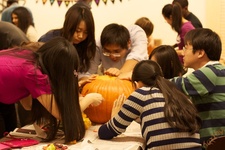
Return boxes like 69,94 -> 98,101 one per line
171,62 -> 225,143
98,87 -> 201,149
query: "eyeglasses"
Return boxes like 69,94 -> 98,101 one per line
102,51 -> 121,57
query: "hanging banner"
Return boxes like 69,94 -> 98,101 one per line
50,0 -> 55,5
95,0 -> 100,6
65,0 -> 70,7
42,0 -> 47,4
38,0 -> 124,7
57,0 -> 63,6
102,0 -> 107,5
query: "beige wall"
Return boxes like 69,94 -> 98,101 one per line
1,0 -> 224,59
206,0 -> 225,59
1,0 -> 205,45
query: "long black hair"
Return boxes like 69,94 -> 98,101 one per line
132,60 -> 201,134
34,37 -> 85,142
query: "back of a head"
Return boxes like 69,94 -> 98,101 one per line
7,0 -> 18,5
172,0 -> 188,8
184,28 -> 222,60
0,21 -> 29,50
132,60 -> 163,86
149,45 -> 184,79
38,37 -> 79,73
101,23 -> 130,49
135,17 -> 154,37
162,4 -> 173,19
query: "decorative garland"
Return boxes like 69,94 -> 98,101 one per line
36,0 -> 123,7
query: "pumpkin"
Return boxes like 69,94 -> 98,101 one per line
81,75 -> 134,124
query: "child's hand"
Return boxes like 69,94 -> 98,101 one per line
85,93 -> 104,107
111,94 -> 126,118
80,93 -> 104,111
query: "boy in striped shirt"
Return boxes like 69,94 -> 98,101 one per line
171,28 -> 225,145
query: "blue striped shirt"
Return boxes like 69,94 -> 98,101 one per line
98,87 -> 201,149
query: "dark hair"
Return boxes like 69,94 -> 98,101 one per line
101,23 -> 130,50
135,17 -> 154,37
184,28 -> 222,60
0,21 -> 29,50
11,7 -> 34,34
61,5 -> 96,72
132,60 -> 201,134
36,37 -> 85,142
149,45 -> 185,79
172,0 -> 188,8
162,3 -> 182,33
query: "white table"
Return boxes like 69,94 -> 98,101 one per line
2,121 -> 145,150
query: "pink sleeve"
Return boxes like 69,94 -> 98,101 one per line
24,65 -> 51,98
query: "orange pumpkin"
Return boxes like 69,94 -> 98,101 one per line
81,75 -> 134,124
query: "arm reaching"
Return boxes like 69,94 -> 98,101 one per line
80,93 -> 104,112
20,95 -> 32,110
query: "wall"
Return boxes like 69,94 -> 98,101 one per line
206,0 -> 225,59
18,0 -> 206,46
4,1 -> 224,57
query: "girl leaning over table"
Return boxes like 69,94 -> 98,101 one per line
0,37 -> 103,143
98,60 -> 202,149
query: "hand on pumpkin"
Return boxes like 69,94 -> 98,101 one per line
80,93 -> 104,111
104,68 -> 121,77
111,94 -> 126,118
88,93 -> 104,106
79,74 -> 98,87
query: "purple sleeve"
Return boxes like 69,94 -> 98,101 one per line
178,22 -> 195,49
98,124 -> 116,139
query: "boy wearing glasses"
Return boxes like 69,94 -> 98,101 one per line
88,23 -> 148,78
170,28 -> 225,146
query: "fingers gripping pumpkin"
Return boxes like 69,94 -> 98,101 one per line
81,75 -> 134,124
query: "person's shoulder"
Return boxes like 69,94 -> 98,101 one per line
3,4 -> 19,12
127,24 -> 142,31
127,24 -> 146,37
38,29 -> 61,42
186,12 -> 203,28
187,12 -> 199,20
